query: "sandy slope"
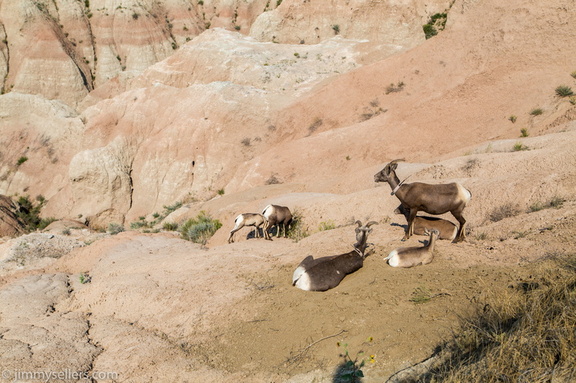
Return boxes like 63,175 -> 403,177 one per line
1,127 -> 575,382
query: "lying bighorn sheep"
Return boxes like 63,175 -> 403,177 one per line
292,220 -> 378,291
394,204 -> 457,241
374,159 -> 471,242
385,229 -> 439,268
227,213 -> 265,243
262,204 -> 293,240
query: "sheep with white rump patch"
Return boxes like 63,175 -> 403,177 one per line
374,159 -> 471,242
261,204 -> 292,240
385,229 -> 439,268
292,221 -> 378,291
227,213 -> 265,243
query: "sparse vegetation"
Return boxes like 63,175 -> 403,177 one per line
286,210 -> 309,241
530,108 -> 543,116
335,337 -> 375,382
520,128 -> 529,137
555,85 -> 574,97
529,196 -> 565,212
241,137 -> 251,146
15,195 -> 55,232
488,202 -> 521,222
331,24 -> 340,35
180,211 -> 222,244
16,156 -> 28,166
508,115 -> 517,123
318,220 -> 336,231
420,253 -> 576,382
512,142 -> 529,151
409,286 -> 432,304
162,222 -> 179,231
385,81 -> 405,94
308,117 -> 323,134
108,223 -> 125,235
423,13 -> 447,39
217,188 -> 225,196
79,272 -> 91,284
265,174 -> 281,185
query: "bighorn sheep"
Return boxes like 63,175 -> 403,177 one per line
385,229 -> 439,268
374,160 -> 471,242
394,204 -> 457,241
262,204 -> 293,240
227,213 -> 265,243
292,221 -> 378,291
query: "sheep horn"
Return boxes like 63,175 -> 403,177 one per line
364,221 -> 379,227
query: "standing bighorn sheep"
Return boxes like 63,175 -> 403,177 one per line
374,160 -> 471,242
292,221 -> 378,291
394,204 -> 457,241
227,213 -> 265,243
262,204 -> 293,240
385,229 -> 439,268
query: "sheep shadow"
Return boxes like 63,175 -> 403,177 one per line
245,228 -> 264,240
332,361 -> 364,383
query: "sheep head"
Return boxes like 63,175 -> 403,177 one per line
374,159 -> 404,183
354,220 -> 378,254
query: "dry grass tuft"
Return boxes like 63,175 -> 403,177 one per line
419,253 -> 576,383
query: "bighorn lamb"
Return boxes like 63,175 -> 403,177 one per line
262,204 -> 293,240
292,221 -> 378,291
394,204 -> 457,241
374,160 -> 471,242
227,213 -> 265,243
385,229 -> 439,268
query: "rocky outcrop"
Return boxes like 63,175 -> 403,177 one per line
0,195 -> 25,238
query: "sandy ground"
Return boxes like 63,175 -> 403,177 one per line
1,128 -> 575,382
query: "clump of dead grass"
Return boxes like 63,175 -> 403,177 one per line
488,202 -> 522,222
420,253 -> 576,382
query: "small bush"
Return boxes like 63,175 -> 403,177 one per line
265,174 -> 281,185
513,142 -> 529,151
530,108 -> 543,116
287,210 -> 309,241
489,202 -> 521,222
508,115 -> 517,123
180,211 -> 222,244
331,24 -> 340,35
108,223 -> 125,235
318,220 -> 336,231
555,85 -> 574,97
529,196 -> 565,212
17,156 -> 28,166
162,222 -> 179,231
15,195 -> 54,232
520,128 -> 528,137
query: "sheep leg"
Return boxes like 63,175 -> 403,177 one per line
228,224 -> 243,243
403,209 -> 418,241
263,221 -> 272,240
452,210 -> 467,243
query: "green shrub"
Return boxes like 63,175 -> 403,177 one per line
286,210 -> 309,241
555,85 -> 574,97
108,223 -> 125,235
17,156 -> 28,166
318,220 -> 336,231
513,142 -> 529,151
162,222 -> 179,231
180,211 -> 222,244
508,115 -> 517,123
520,128 -> 528,137
530,108 -> 543,116
15,195 -> 54,232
